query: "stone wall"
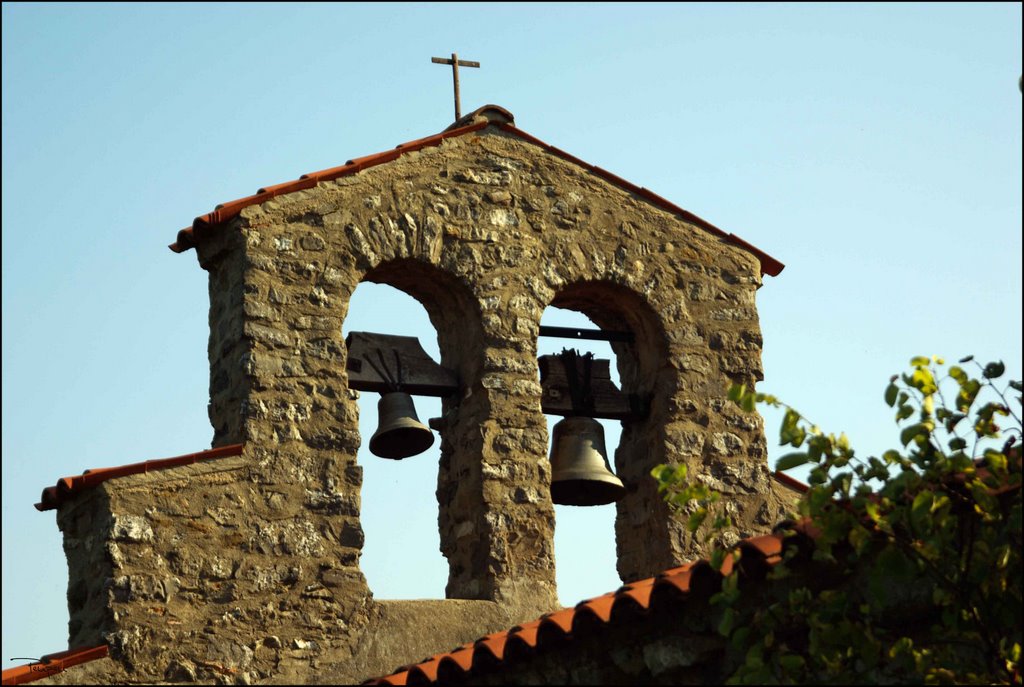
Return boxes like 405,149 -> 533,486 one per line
52,122 -> 788,683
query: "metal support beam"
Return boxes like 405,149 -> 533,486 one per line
538,325 -> 634,344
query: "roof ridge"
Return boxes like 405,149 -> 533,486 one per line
168,112 -> 783,277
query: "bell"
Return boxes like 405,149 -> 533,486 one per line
549,416 -> 626,506
369,392 -> 435,459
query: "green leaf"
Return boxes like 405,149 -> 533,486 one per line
728,384 -> 745,403
741,392 -> 757,413
948,437 -> 967,451
958,355 -> 974,363
848,525 -> 871,553
808,466 -> 827,485
957,379 -> 981,412
687,507 -> 708,533
776,452 -> 811,471
778,654 -> 805,673
889,637 -> 914,658
717,607 -> 735,636
983,361 -> 1006,379
731,626 -> 751,650
911,366 -> 938,394
985,451 -> 1008,472
884,383 -> 899,407
1010,380 -> 1023,392
896,404 -> 914,421
944,412 -> 967,432
651,465 -> 674,483
911,491 -> 933,531
910,356 -> 930,367
780,408 -> 806,447
882,449 -> 903,465
900,423 -> 927,446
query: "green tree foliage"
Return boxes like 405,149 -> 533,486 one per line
653,357 -> 1022,684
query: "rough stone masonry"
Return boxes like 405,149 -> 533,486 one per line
44,111 -> 793,684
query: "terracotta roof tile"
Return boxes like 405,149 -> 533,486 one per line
772,469 -> 811,494
541,608 -> 576,635
575,592 -> 617,623
508,618 -> 542,648
656,567 -> 694,596
408,656 -> 440,683
475,632 -> 509,662
619,578 -> 655,608
170,119 -> 489,254
378,670 -> 408,686
169,105 -> 784,277
35,444 -> 244,512
739,533 -> 785,562
363,528 -> 794,686
371,481 -> 1024,687
658,560 -> 698,578
1,645 -> 108,686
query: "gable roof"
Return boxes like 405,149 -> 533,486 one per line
169,105 -> 784,277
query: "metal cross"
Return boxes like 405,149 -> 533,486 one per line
431,53 -> 480,121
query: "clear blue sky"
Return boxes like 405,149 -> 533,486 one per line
3,2 -> 1020,664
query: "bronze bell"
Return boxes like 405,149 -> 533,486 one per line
369,392 -> 435,459
549,416 -> 626,506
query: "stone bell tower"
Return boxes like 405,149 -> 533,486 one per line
44,105 -> 791,684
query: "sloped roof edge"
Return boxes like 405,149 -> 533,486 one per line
34,444 -> 245,512
1,645 -> 108,686
366,457 -> 1024,685
362,527 -> 800,685
169,105 -> 784,277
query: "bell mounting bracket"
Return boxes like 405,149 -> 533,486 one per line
345,331 -> 459,397
539,349 -> 648,421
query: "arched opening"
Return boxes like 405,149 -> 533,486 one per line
341,258 -> 487,600
538,305 -> 623,606
543,280 -> 672,595
344,281 -> 446,599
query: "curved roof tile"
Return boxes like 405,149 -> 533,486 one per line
363,527 -> 796,686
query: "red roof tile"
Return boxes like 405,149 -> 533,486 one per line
772,469 -> 810,494
362,526 -> 797,686
1,645 -> 108,686
364,516 -> 861,687
365,509 -> 885,686
35,444 -> 244,512
169,105 -> 784,277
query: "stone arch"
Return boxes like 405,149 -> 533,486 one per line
544,279 -> 677,583
344,281 -> 450,598
359,258 -> 486,390
536,304 -> 622,603
341,257 -> 517,601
